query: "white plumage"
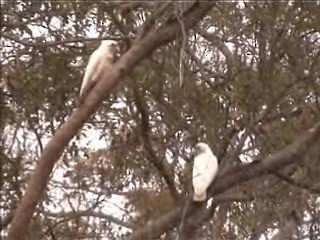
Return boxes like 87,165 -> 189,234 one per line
192,142 -> 218,202
78,40 -> 118,106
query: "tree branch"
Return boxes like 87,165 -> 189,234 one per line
45,210 -> 135,230
197,28 -> 239,70
126,121 -> 320,240
272,170 -> 320,195
8,2 -> 215,239
2,33 -> 132,47
132,81 -> 180,202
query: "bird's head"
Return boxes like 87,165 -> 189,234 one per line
100,40 -> 119,57
100,40 -> 117,48
194,142 -> 211,156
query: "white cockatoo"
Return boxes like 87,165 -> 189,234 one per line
192,142 -> 218,202
77,40 -> 118,106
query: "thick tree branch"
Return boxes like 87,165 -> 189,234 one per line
8,2 -> 215,239
272,171 -> 320,195
126,121 -> 320,240
208,121 -> 320,197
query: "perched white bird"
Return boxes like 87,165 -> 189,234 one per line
192,142 -> 218,202
77,40 -> 118,106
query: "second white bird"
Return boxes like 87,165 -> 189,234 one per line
192,142 -> 219,202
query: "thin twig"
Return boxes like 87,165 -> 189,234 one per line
2,33 -> 132,48
131,78 -> 180,203
177,4 -> 187,88
135,2 -> 173,42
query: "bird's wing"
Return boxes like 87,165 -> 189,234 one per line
192,154 -> 209,201
205,153 -> 218,184
77,51 -> 108,106
193,154 -> 208,184
193,153 -> 218,189
192,147 -> 219,201
193,154 -> 209,180
80,50 -> 102,95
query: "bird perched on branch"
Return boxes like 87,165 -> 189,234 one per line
77,40 -> 118,106
192,142 -> 218,202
